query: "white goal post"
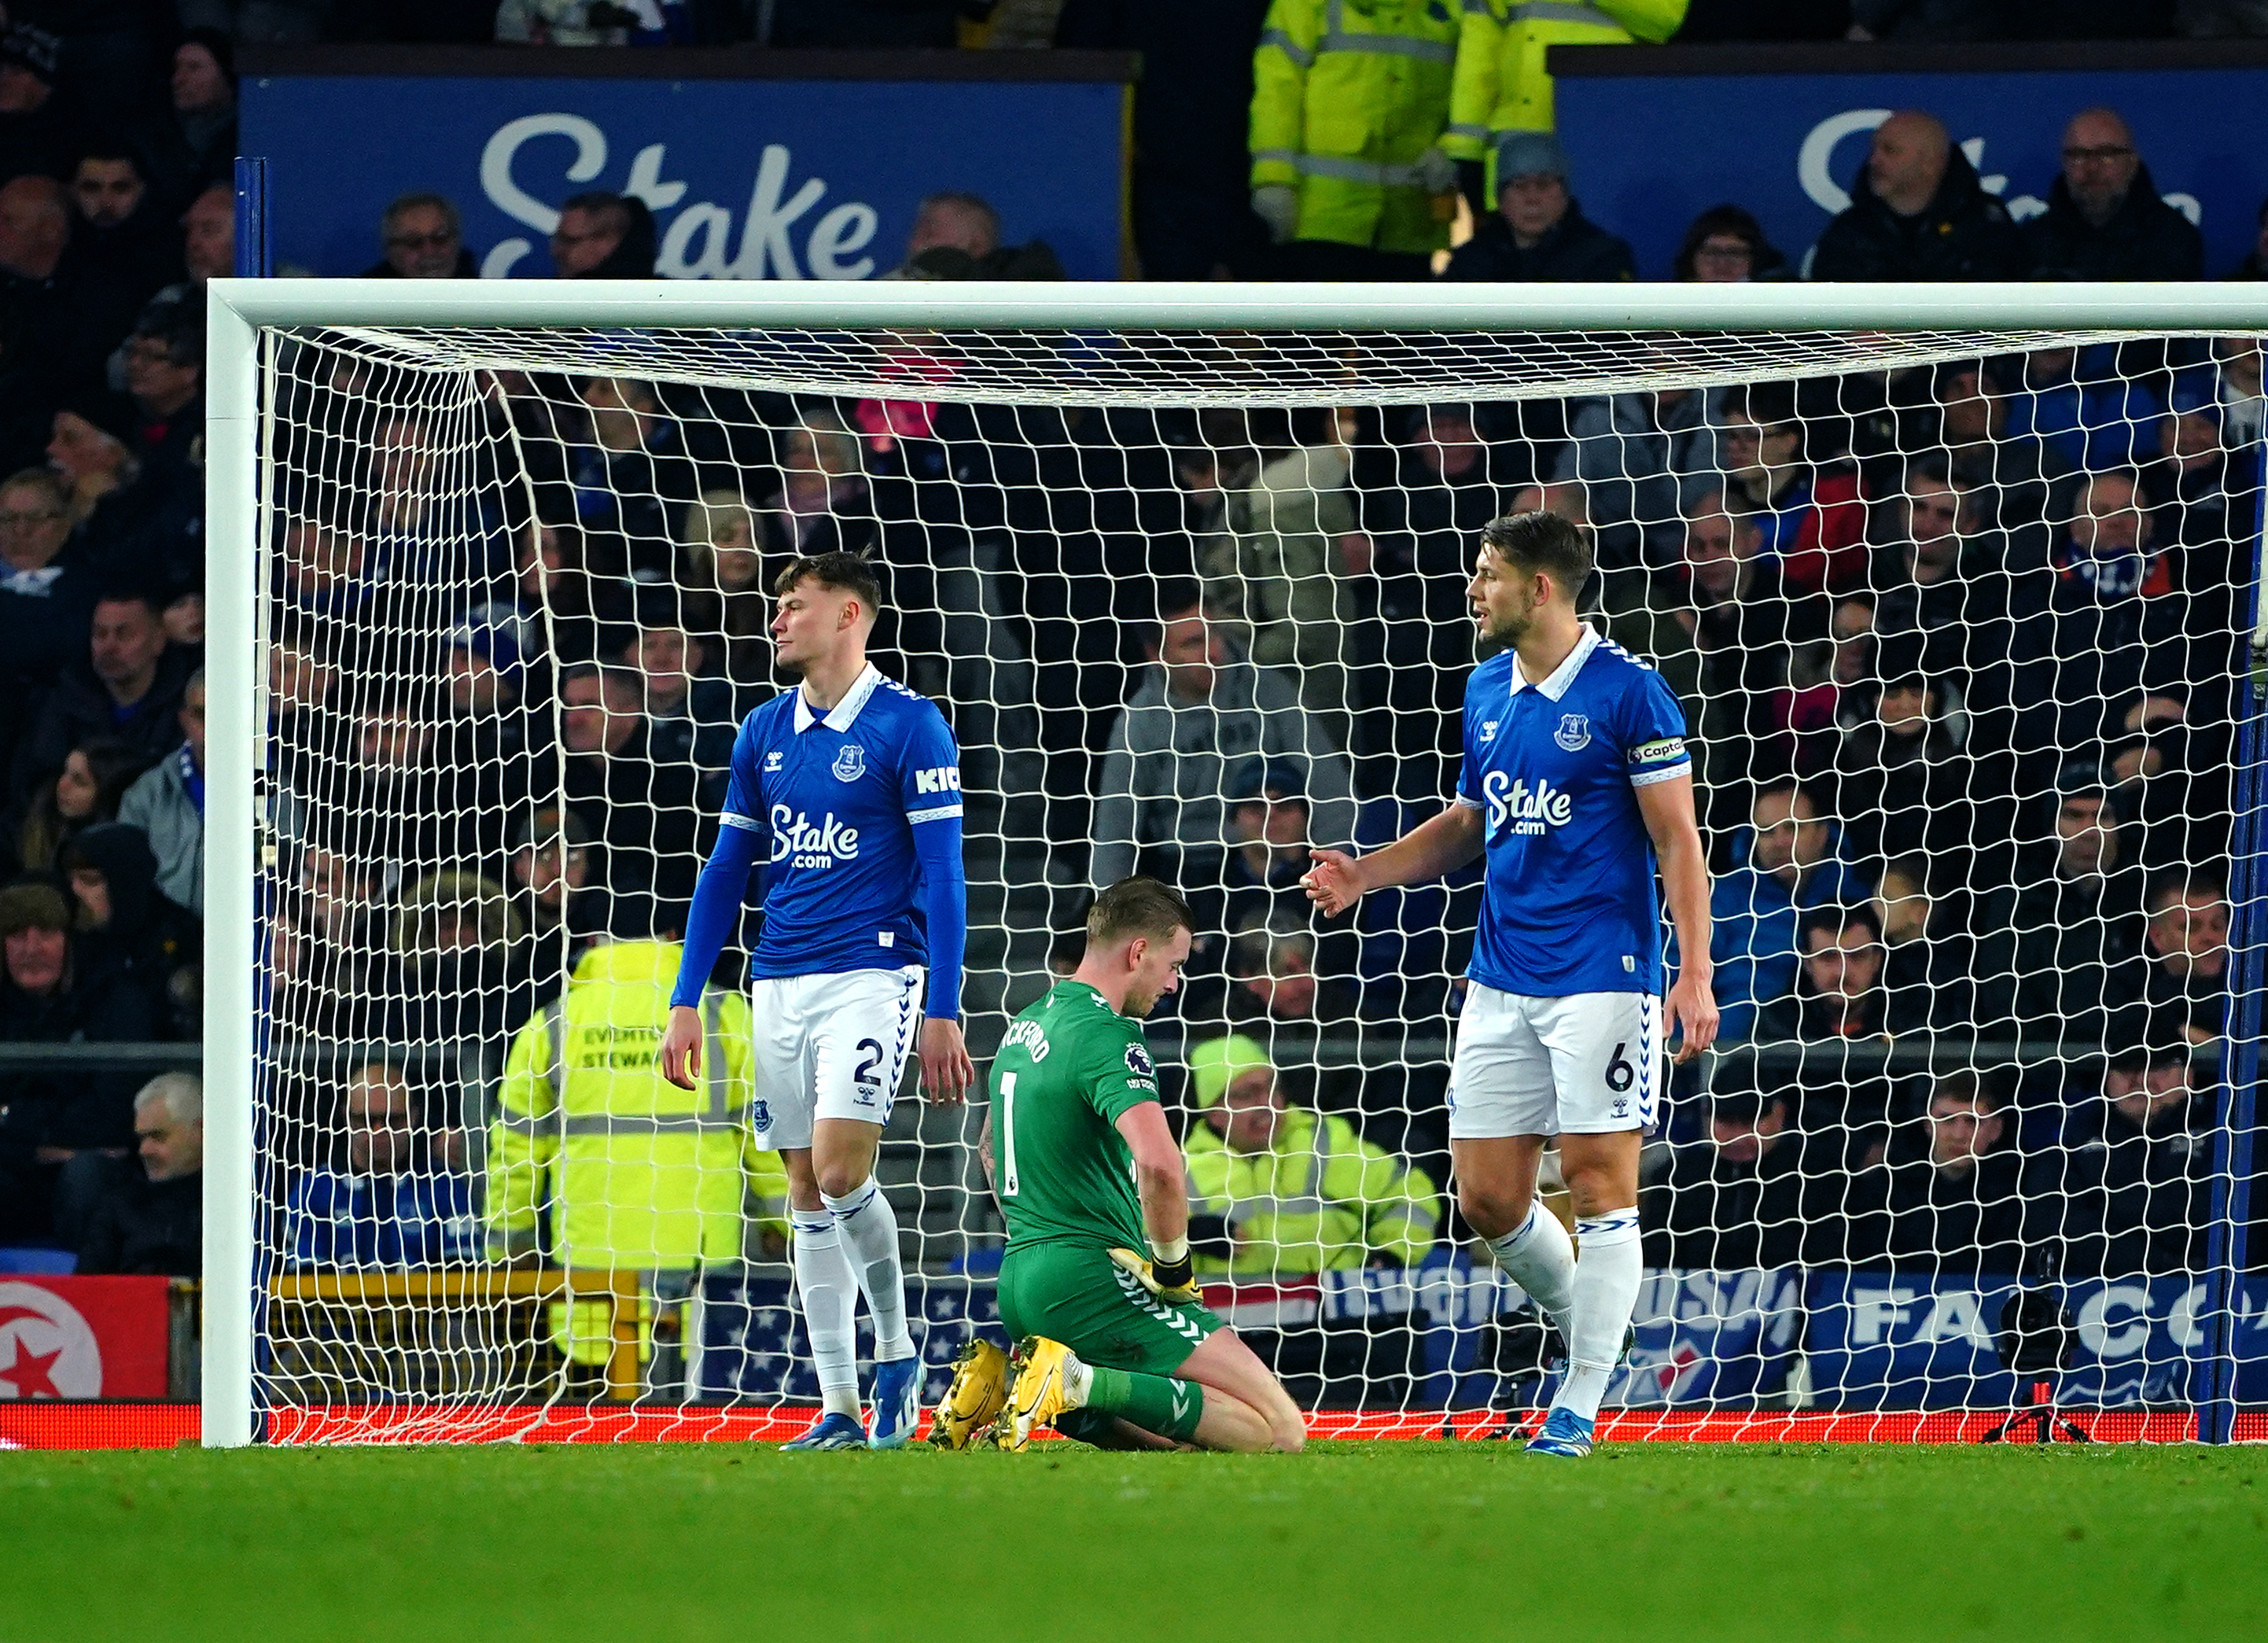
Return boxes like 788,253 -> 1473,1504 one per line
201,278 -> 2268,1449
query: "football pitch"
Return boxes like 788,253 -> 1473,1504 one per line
6,1440 -> 2261,1641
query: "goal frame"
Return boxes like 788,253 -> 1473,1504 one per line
202,278 -> 2268,1447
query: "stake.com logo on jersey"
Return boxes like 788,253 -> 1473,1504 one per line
1483,772 -> 1574,838
771,805 -> 861,869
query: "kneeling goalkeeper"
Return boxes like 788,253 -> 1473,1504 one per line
963,877 -> 1305,1453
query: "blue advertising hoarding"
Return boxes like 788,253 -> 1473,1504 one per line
1556,62 -> 2268,281
239,63 -> 1128,282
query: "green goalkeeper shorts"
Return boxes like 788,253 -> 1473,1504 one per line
996,1242 -> 1224,1379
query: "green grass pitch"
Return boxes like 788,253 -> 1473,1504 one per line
6,1440 -> 2262,1641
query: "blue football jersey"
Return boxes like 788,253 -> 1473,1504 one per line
721,665 -> 963,980
1456,624 -> 1691,996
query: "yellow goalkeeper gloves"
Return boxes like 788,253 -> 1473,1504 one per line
1109,1247 -> 1201,1306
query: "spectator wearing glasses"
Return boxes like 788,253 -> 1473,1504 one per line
2024,108 -> 2203,283
364,191 -> 477,280
1672,203 -> 1788,282
0,469 -> 98,747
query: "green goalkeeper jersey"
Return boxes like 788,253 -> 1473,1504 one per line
989,980 -> 1162,1251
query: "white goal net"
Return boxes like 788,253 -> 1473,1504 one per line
212,286 -> 2268,1445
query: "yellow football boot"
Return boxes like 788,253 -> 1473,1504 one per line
999,1335 -> 1079,1453
926,1336 -> 1010,1450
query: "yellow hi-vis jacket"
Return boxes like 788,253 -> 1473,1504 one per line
486,939 -> 790,1273
1184,1105 -> 1441,1279
1250,0 -> 1462,256
1442,0 -> 1685,165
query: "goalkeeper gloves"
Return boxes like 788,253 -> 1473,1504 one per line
1109,1247 -> 1201,1306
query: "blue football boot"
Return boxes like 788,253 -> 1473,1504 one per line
1524,1405 -> 1596,1459
867,1357 -> 924,1450
780,1412 -> 869,1452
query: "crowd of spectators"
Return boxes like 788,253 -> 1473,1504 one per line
0,7 -> 2259,1326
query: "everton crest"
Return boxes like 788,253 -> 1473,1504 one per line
832,743 -> 867,782
1553,713 -> 1591,752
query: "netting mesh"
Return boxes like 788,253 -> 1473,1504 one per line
247,321 -> 2266,1442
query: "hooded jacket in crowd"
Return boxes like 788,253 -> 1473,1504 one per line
1810,145 -> 2026,282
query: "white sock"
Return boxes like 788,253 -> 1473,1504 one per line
1559,1209 -> 1643,1424
792,1212 -> 860,1419
823,1178 -> 915,1364
1486,1200 -> 1577,1342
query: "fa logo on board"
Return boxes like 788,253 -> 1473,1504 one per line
833,744 -> 866,782
1554,714 -> 1591,752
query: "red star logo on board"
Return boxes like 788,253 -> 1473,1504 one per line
0,1339 -> 63,1399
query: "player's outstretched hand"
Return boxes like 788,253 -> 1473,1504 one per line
659,1004 -> 703,1091
919,1018 -> 975,1107
1108,1247 -> 1201,1306
1666,971 -> 1720,1065
1301,848 -> 1366,917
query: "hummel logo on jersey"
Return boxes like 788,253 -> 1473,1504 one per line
832,744 -> 867,782
1554,713 -> 1591,752
1480,720 -> 1499,742
913,765 -> 962,795
1483,772 -> 1574,837
763,751 -> 782,773
771,805 -> 862,868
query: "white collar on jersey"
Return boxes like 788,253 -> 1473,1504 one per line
1506,621 -> 1600,702
793,661 -> 883,733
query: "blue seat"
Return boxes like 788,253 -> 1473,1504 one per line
0,1247 -> 76,1275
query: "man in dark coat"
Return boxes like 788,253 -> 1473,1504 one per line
74,1071 -> 201,1276
2024,108 -> 2202,282
1810,109 -> 2025,282
13,592 -> 196,789
1640,1087 -> 1832,1270
68,149 -> 184,312
0,879 -> 156,1241
1441,131 -> 1634,284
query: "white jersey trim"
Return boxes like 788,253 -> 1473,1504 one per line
906,803 -> 963,824
1629,763 -> 1692,788
719,811 -> 762,832
1454,794 -> 1482,809
792,661 -> 885,734
1505,622 -> 1601,702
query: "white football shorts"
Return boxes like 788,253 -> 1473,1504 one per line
747,965 -> 926,1151
1445,983 -> 1662,1140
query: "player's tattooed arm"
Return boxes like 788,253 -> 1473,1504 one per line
1303,802 -> 1485,916
1635,772 -> 1719,1064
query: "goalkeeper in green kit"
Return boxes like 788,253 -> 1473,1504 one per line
930,878 -> 1306,1453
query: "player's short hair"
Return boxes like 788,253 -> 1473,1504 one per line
775,550 -> 883,621
1087,877 -> 1195,949
1479,510 -> 1591,597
